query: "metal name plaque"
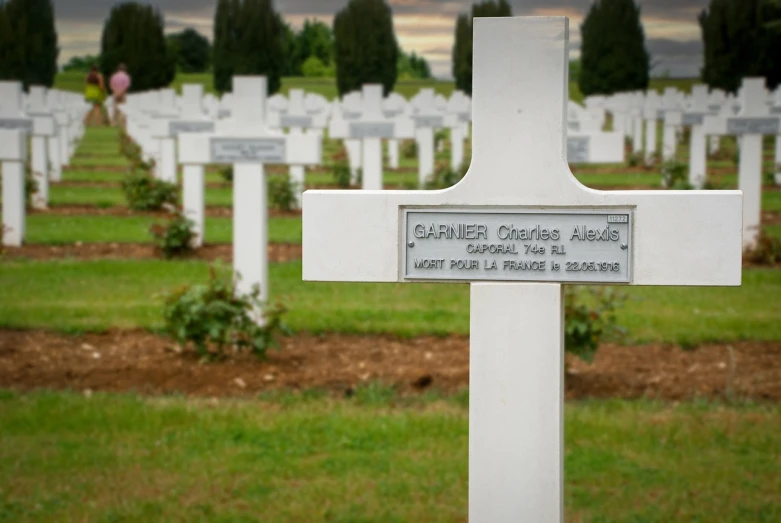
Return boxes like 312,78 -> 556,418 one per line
402,209 -> 632,284
349,121 -> 394,139
210,138 -> 286,164
0,118 -> 33,133
726,117 -> 780,135
772,107 -> 781,115
343,111 -> 362,121
280,115 -> 313,128
413,115 -> 444,128
567,121 -> 581,132
567,136 -> 590,163
169,121 -> 215,135
682,113 -> 705,126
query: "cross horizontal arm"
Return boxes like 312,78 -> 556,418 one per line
302,17 -> 742,287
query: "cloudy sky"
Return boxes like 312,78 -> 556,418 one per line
52,0 -> 710,78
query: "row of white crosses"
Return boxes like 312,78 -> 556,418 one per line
1,81 -> 88,246
703,78 -> 780,248
303,16 -> 742,521
566,100 -> 624,164
179,76 -> 321,306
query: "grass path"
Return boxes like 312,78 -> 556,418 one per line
0,391 -> 778,522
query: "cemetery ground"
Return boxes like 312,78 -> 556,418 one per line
1,125 -> 781,520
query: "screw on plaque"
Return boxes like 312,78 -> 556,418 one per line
621,243 -> 628,250
408,241 -> 415,247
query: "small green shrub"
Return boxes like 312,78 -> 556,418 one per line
163,264 -> 288,361
332,161 -> 351,188
150,211 -> 196,259
24,163 -> 39,209
626,151 -> 644,168
401,139 -> 417,159
269,173 -> 299,211
424,160 -> 469,189
118,130 -> 153,171
121,170 -> 179,211
434,129 -> 448,151
219,165 -> 233,183
744,232 -> 781,266
565,286 -> 626,362
660,160 -> 692,189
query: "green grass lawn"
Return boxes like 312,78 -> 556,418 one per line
25,215 -> 302,245
0,391 -> 777,522
0,259 -> 779,344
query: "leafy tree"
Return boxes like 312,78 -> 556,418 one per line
398,50 -> 432,79
579,0 -> 650,96
100,2 -> 175,92
212,0 -> 285,94
168,28 -> 211,73
281,22 -> 298,76
0,0 -> 59,88
700,0 -> 781,91
62,54 -> 100,72
287,19 -> 334,76
451,0 -> 512,95
301,55 -> 334,77
333,0 -> 398,96
213,0 -> 240,93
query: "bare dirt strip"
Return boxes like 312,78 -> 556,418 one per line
0,329 -> 779,401
1,243 -> 301,263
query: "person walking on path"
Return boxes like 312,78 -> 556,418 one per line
109,64 -> 131,126
83,65 -> 106,126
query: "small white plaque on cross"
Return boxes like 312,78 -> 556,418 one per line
302,17 -> 742,522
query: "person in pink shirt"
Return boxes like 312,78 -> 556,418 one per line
109,63 -> 131,126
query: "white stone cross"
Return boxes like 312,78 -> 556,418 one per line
303,17 -> 742,522
684,85 -> 712,187
329,85 -> 414,190
149,85 -> 214,186
704,77 -> 780,248
0,82 -> 55,211
274,89 -> 326,208
382,92 -> 409,170
24,86 -> 58,209
179,76 -> 320,304
0,130 -> 27,247
658,87 -> 681,161
642,91 -> 661,164
157,84 -> 217,247
444,90 -> 471,171
410,88 -> 446,186
567,101 -> 624,164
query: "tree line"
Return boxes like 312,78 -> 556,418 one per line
2,0 -> 777,97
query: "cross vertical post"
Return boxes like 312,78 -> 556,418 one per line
303,17 -> 742,521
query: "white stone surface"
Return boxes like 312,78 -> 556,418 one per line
303,16 -> 742,521
0,130 -> 28,246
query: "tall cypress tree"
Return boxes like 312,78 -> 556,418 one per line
579,0 -> 649,96
100,2 -> 175,92
452,14 -> 471,93
700,0 -> 781,92
212,0 -> 286,94
213,0 -> 238,93
0,0 -> 58,88
333,0 -> 398,96
235,0 -> 286,95
451,0 -> 512,95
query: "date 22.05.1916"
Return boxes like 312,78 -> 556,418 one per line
566,261 -> 621,272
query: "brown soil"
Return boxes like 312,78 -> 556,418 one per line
0,329 -> 778,401
1,242 -> 301,262
32,205 -> 301,219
